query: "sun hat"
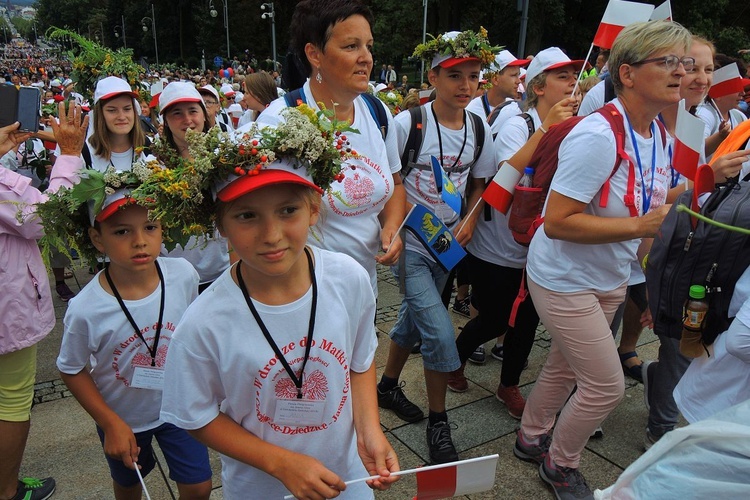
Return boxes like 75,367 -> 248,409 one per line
492,50 -> 531,72
93,76 -> 139,104
158,82 -> 205,114
214,156 -> 323,203
525,47 -> 589,83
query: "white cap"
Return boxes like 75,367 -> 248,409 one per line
50,78 -> 62,88
62,78 -> 73,87
88,187 -> 137,225
492,50 -> 531,72
234,92 -> 244,103
197,84 -> 220,102
220,83 -> 235,96
213,155 -> 322,202
94,76 -> 138,104
158,82 -> 204,114
374,83 -> 387,93
525,47 -> 588,83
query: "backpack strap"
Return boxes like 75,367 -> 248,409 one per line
283,88 -> 306,107
481,93 -> 491,118
487,99 -> 516,127
218,121 -> 229,133
519,112 -> 535,140
360,92 -> 389,140
603,74 -> 615,103
596,103 -> 638,216
82,142 -> 93,169
467,111 -> 485,170
400,106 -> 427,178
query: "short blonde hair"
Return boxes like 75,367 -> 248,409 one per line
523,72 -> 547,110
609,21 -> 692,95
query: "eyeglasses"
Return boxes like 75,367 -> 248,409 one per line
630,55 -> 695,72
204,100 -> 219,106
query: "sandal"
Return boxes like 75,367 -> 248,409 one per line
619,351 -> 644,383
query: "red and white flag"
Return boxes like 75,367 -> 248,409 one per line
419,89 -> 432,105
414,455 -> 499,500
672,99 -> 705,181
593,0 -> 655,49
482,162 -> 522,215
649,1 -> 672,21
709,63 -> 744,99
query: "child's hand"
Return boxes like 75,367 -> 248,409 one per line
358,433 -> 400,491
276,453 -> 345,500
102,418 -> 140,470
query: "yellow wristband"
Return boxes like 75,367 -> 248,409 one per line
641,253 -> 649,270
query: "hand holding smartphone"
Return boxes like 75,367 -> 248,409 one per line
0,85 -> 41,133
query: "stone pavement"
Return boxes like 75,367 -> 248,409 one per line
22,263 -> 668,499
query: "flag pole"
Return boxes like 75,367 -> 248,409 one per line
282,454 -> 500,499
572,42 -> 595,97
386,204 -> 417,253
454,196 -> 483,239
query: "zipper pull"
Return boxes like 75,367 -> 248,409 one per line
32,277 -> 41,299
683,231 -> 694,251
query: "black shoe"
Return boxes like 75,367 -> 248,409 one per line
411,341 -> 422,354
11,477 -> 56,500
451,296 -> 471,317
426,421 -> 459,464
377,382 -> 424,422
468,345 -> 486,364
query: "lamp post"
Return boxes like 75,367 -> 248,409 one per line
141,5 -> 159,67
209,0 -> 230,60
421,0 -> 428,85
260,2 -> 276,71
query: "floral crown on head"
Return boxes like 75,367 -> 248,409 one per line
414,27 -> 501,70
131,103 -> 360,247
34,158 -> 158,268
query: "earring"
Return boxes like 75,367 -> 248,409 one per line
316,68 -> 323,84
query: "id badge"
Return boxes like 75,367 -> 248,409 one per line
131,366 -> 165,390
273,397 -> 326,427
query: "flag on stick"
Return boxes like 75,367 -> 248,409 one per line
672,99 -> 705,181
419,89 -> 432,105
431,156 -> 463,215
709,63 -> 744,99
404,204 -> 466,272
593,0 -> 655,49
482,162 -> 522,215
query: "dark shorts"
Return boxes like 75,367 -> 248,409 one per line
96,422 -> 211,487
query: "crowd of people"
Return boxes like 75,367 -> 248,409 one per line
2,1 -> 750,499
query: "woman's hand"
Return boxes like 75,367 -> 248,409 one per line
710,149 -> 750,182
50,102 -> 89,156
542,97 -> 578,130
0,122 -> 32,158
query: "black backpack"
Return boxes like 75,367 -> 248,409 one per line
283,88 -> 389,140
400,106 -> 486,179
646,181 -> 750,349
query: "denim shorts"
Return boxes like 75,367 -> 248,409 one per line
96,422 -> 211,487
389,250 -> 461,372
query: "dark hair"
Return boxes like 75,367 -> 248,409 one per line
289,0 -> 374,76
162,102 -> 211,151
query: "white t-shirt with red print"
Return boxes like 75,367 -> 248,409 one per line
257,81 -> 401,296
57,257 -> 199,432
160,247 -> 377,499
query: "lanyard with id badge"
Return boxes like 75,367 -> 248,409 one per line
236,248 -> 326,427
105,261 -> 166,390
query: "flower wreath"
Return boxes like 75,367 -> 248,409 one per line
413,27 -> 501,69
131,103 -> 360,248
33,160 -> 158,268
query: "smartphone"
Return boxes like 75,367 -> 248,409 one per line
0,85 -> 17,128
17,87 -> 40,133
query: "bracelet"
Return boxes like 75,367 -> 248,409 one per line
539,125 -> 548,134
641,253 -> 648,270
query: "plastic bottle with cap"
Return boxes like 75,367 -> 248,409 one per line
680,285 -> 709,358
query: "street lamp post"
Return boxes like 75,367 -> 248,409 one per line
209,0 -> 230,60
421,0 -> 428,85
260,3 -> 276,71
141,5 -> 159,67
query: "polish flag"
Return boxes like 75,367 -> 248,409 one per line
482,162 -> 522,215
593,0 -> 655,49
708,63 -> 745,99
672,99 -> 705,181
414,455 -> 499,500
649,1 -> 672,21
419,89 -> 432,105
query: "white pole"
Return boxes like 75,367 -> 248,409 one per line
571,42 -> 595,97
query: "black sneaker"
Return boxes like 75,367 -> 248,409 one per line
490,344 -> 504,361
513,429 -> 551,464
468,345 -> 486,364
426,421 -> 459,464
539,460 -> 593,500
377,382 -> 424,422
11,477 -> 56,500
451,296 -> 471,317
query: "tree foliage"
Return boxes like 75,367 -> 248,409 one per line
31,0 -> 750,71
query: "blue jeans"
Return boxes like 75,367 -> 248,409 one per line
389,250 -> 461,372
